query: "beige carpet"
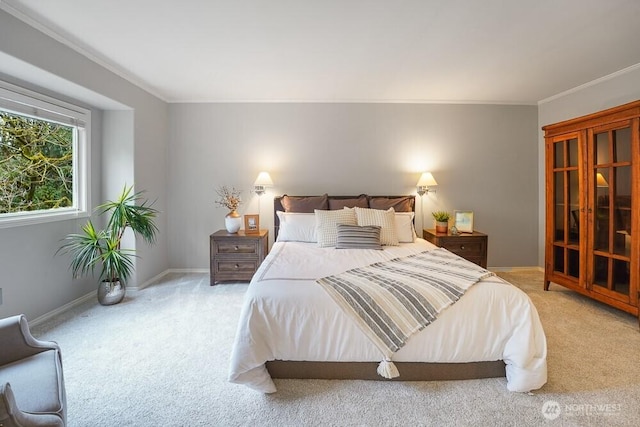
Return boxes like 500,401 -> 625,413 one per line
31,270 -> 640,426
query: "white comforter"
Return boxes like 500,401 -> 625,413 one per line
228,239 -> 547,393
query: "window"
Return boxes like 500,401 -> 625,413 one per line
0,80 -> 90,228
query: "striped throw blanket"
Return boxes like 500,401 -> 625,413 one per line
316,247 -> 494,378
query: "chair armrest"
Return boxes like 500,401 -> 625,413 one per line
0,382 -> 64,427
0,315 -> 59,366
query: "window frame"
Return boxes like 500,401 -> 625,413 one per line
0,80 -> 91,228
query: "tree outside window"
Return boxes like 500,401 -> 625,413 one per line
0,111 -> 74,213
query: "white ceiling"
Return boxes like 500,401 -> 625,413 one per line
3,0 -> 640,104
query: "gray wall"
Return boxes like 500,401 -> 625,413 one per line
537,65 -> 640,265
168,103 -> 539,270
0,10 -> 169,321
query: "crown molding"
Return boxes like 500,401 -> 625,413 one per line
0,1 -> 169,103
538,62 -> 640,105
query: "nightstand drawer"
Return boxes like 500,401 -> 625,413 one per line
215,259 -> 259,274
215,241 -> 259,255
423,229 -> 488,268
438,239 -> 484,257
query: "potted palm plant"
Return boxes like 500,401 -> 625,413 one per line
432,210 -> 450,234
58,185 -> 159,305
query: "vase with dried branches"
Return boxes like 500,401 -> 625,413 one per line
215,186 -> 243,233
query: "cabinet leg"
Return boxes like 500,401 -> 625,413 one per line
544,280 -> 550,291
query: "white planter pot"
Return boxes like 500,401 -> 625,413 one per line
225,211 -> 242,233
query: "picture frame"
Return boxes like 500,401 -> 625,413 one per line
454,210 -> 474,233
244,214 -> 260,234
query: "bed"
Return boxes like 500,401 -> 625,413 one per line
228,195 -> 547,393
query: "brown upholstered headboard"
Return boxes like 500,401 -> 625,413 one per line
273,194 -> 415,240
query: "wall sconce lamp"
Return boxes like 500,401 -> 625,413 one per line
254,171 -> 273,196
416,172 -> 438,196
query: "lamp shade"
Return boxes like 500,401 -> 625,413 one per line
417,172 -> 438,187
596,172 -> 609,187
254,172 -> 273,187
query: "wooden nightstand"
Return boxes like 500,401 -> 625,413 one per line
423,229 -> 488,268
210,229 -> 268,285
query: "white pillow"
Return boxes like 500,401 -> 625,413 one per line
276,211 -> 317,242
353,207 -> 399,246
395,212 -> 416,243
315,208 -> 357,247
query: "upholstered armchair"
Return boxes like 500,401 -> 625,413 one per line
0,314 -> 66,427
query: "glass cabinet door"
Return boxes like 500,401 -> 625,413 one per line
590,124 -> 632,301
550,135 -> 581,280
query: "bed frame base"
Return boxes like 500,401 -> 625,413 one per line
266,360 -> 506,381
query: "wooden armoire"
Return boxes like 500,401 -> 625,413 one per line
543,100 -> 640,319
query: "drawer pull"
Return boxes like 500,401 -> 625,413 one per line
234,264 -> 240,269
460,245 -> 465,250
234,246 -> 239,251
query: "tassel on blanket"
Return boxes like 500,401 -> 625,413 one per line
377,358 -> 400,379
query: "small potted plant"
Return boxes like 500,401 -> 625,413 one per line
432,210 -> 450,234
57,185 -> 158,305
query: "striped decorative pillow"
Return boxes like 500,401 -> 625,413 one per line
336,224 -> 383,250
315,208 -> 357,247
353,207 -> 399,246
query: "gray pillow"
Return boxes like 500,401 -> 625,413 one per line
368,196 -> 414,212
282,194 -> 329,212
329,194 -> 369,210
335,224 -> 383,250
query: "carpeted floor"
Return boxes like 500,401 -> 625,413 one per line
32,270 -> 640,426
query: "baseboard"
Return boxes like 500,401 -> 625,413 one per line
166,268 -> 209,274
127,269 -> 173,291
30,269 -> 209,325
128,269 -> 209,290
29,272 -> 157,327
30,291 -> 95,327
